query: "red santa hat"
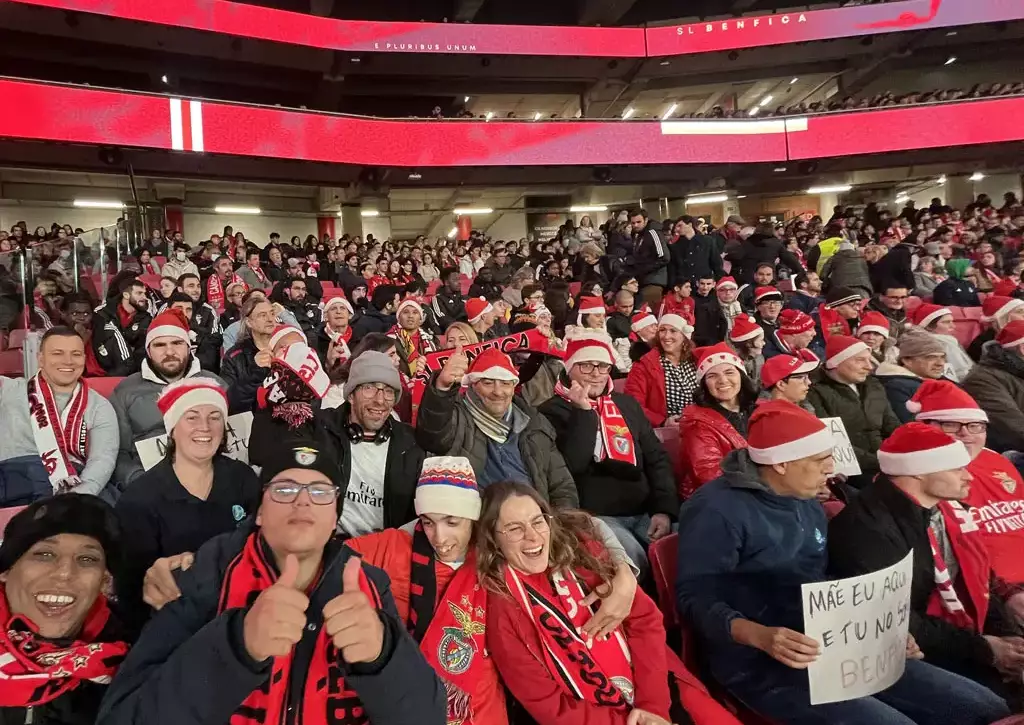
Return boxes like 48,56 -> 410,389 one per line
825,335 -> 869,369
156,378 -> 228,433
146,308 -> 192,349
631,308 -> 658,333
981,295 -> 1024,323
909,303 -> 953,329
396,298 -> 423,317
465,297 -> 493,324
857,311 -> 891,339
659,313 -> 693,337
577,296 -> 606,316
907,379 -> 988,423
269,324 -> 305,351
761,352 -> 819,389
716,276 -> 738,291
993,278 -> 1019,298
997,319 -> 1024,348
323,296 -> 353,315
754,286 -> 783,304
463,348 -> 519,385
694,343 -> 744,382
778,309 -> 815,336
878,422 -> 971,476
747,400 -> 834,465
563,330 -> 616,370
729,315 -> 764,343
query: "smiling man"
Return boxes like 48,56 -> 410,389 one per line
0,327 -> 118,505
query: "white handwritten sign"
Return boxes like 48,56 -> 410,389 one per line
135,412 -> 253,471
801,551 -> 913,705
822,417 -> 861,477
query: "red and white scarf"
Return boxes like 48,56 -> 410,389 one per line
505,565 -> 634,708
387,325 -> 435,365
206,272 -> 245,313
554,379 -> 637,466
26,374 -> 89,493
246,263 -> 267,284
0,585 -> 127,708
925,501 -> 985,632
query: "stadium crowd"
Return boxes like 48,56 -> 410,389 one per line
4,187 -> 1024,724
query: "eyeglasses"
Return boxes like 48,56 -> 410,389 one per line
266,480 -> 339,505
935,421 -> 988,435
356,383 -> 397,402
576,362 -> 612,374
784,373 -> 811,383
884,294 -> 909,301
497,515 -> 551,542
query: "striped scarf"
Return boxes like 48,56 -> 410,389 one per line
460,388 -> 513,444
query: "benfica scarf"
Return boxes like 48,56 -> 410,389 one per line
246,263 -> 267,284
925,502 -> 989,632
217,533 -> 380,725
258,343 -> 329,428
26,373 -> 89,493
387,325 -> 435,365
206,273 -> 245,313
408,525 -> 486,725
325,324 -> 353,346
553,380 -> 637,466
0,586 -> 127,708
504,566 -> 634,709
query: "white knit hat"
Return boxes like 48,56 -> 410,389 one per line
415,456 -> 481,521
156,378 -> 228,433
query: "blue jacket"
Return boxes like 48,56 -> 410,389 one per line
785,292 -> 822,316
675,450 -> 828,691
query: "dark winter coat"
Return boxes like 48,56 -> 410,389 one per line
820,249 -> 873,300
725,233 -> 802,286
873,362 -> 925,423
626,221 -> 669,288
93,299 -> 150,376
668,233 -> 723,287
220,337 -> 267,414
350,305 -> 395,344
962,342 -> 1024,453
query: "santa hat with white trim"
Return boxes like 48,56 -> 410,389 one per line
997,320 -> 1024,349
396,298 -> 423,317
465,297 -> 493,324
146,308 -> 192,350
268,324 -> 305,351
729,315 -> 764,343
577,296 -> 605,316
659,313 -> 693,337
631,307 -> 657,334
716,276 -> 738,291
825,335 -> 869,369
323,296 -> 354,316
747,400 -> 835,465
754,286 -> 783,304
982,295 -> 1024,324
907,379 -> 988,423
878,422 -> 971,477
562,329 -> 616,371
694,342 -> 744,382
463,348 -> 520,385
909,303 -> 953,329
156,377 -> 229,433
857,311 -> 891,339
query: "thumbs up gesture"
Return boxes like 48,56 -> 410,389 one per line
242,554 -> 310,662
436,342 -> 469,391
323,557 -> 385,664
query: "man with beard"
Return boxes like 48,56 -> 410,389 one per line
93,277 -> 152,376
204,256 -> 245,316
108,308 -> 225,494
277,277 -> 322,347
177,273 -> 223,373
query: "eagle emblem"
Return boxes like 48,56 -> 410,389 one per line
437,600 -> 485,675
995,471 -> 1017,494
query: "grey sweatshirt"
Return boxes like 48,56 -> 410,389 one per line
0,376 -> 119,496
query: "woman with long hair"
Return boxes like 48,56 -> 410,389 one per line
138,249 -> 161,276
419,251 -> 440,283
443,321 -> 478,349
679,344 -> 758,498
478,481 -> 740,725
624,314 -> 698,427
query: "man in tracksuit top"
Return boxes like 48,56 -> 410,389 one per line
97,438 -> 446,725
627,209 -> 670,307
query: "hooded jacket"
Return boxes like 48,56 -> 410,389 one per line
962,342 -> 1024,453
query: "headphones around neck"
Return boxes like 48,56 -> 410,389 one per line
343,402 -> 393,444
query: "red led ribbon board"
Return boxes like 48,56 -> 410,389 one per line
0,80 -> 1022,166
647,0 -> 1024,56
0,0 -> 645,57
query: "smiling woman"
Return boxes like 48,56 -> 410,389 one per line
0,494 -> 129,725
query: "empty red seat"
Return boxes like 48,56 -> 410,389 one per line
0,349 -> 24,376
138,273 -> 163,290
321,287 -> 346,300
86,376 -> 125,398
654,425 -> 683,483
649,532 -> 680,629
460,279 -> 473,295
152,255 -> 167,268
960,306 -> 984,320
952,320 -> 981,348
568,282 -> 582,296
426,280 -> 442,296
8,329 -> 26,349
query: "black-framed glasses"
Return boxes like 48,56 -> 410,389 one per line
935,421 -> 988,435
498,514 -> 551,543
576,362 -> 612,374
266,480 -> 339,505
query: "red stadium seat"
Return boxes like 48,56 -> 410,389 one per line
322,287 -> 345,300
460,278 -> 473,295
960,306 -> 984,320
8,329 -> 27,349
952,319 -> 981,348
86,376 -> 124,398
0,349 -> 24,376
152,255 -> 167,268
0,505 -> 26,537
320,280 -> 337,290
0,331 -> 6,351
138,273 -> 163,290
649,532 -> 680,630
612,378 -> 627,393
654,426 -> 683,483
993,718 -> 1024,725
427,280 -> 442,296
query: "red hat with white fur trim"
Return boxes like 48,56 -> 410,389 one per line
463,348 -> 519,385
631,308 -> 657,333
857,311 -> 890,339
754,286 -> 783,304
716,276 -> 738,290
825,335 -> 869,369
729,315 -> 764,343
465,297 -> 493,324
659,313 -> 693,337
997,320 -> 1024,348
878,422 -> 971,476
396,298 -> 423,317
981,295 -> 1024,323
910,303 -> 953,329
156,378 -> 228,433
577,296 -> 606,316
563,330 -> 616,371
146,308 -> 192,349
907,379 -> 987,423
268,324 -> 305,351
747,400 -> 834,465
323,297 -> 353,316
694,342 -> 744,381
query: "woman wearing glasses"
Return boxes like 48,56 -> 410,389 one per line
114,378 -> 260,630
478,481 -> 740,725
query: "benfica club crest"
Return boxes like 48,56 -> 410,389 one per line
612,435 -> 632,455
995,470 -> 1017,494
437,600 -> 485,675
610,675 -> 635,705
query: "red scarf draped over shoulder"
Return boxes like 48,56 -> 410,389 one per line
925,501 -> 992,633
0,585 -> 127,708
217,533 -> 380,725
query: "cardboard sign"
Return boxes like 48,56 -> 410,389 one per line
822,417 -> 861,477
135,412 -> 253,471
801,551 -> 914,705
